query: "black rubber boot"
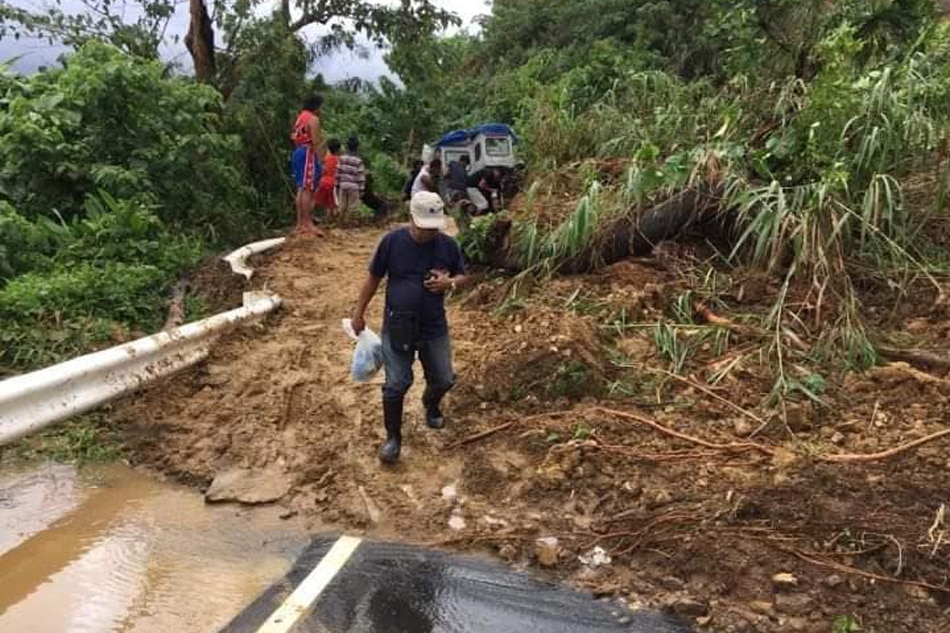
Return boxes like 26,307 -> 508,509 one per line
422,387 -> 446,430
379,398 -> 403,464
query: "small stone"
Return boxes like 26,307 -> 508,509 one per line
824,574 -> 844,588
785,403 -> 813,432
498,543 -> 517,561
448,510 -> 467,531
774,593 -> 814,616
515,324 -> 523,333
571,514 -> 592,530
904,584 -> 932,602
400,484 -> 423,509
734,419 -> 753,436
278,509 -> 297,520
831,432 -> 846,445
535,537 -> 561,567
644,488 -> 674,509
772,572 -> 799,589
205,468 -> 292,505
578,546 -> 612,568
658,576 -> 686,591
749,601 -> 774,615
483,515 -> 509,529
441,483 -> 458,502
357,486 -> 381,524
622,481 -> 643,496
780,617 -> 810,631
668,598 -> 709,618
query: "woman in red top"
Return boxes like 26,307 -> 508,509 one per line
290,95 -> 325,236
315,138 -> 341,218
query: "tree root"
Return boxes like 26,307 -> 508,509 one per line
820,429 -> 950,463
783,547 -> 950,594
593,406 -> 776,456
648,369 -> 767,426
448,421 -> 516,449
450,404 -> 949,465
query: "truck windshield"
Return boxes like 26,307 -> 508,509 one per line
485,137 -> 511,157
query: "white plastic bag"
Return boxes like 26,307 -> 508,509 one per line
342,318 -> 382,382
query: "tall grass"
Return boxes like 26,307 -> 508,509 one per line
513,182 -> 609,272
496,19 -> 950,395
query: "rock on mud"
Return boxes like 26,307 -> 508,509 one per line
535,537 -> 561,567
205,468 -> 292,504
667,597 -> 709,618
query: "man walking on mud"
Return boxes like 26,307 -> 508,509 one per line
351,191 -> 468,464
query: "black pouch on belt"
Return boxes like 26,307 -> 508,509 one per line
387,309 -> 419,353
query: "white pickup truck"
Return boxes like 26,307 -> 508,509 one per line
422,124 -> 523,213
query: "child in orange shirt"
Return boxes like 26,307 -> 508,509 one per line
315,138 -> 341,217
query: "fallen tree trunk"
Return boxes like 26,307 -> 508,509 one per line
876,345 -> 950,373
488,184 -> 726,273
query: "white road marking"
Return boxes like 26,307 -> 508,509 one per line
254,535 -> 362,633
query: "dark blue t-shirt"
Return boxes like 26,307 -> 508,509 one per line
448,161 -> 468,191
370,227 -> 465,340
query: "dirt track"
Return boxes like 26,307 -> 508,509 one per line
118,225 -> 950,633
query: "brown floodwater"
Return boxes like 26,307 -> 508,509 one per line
0,460 -> 308,633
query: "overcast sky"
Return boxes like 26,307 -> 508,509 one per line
1,0 -> 491,80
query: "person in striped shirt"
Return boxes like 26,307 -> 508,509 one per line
336,135 -> 366,220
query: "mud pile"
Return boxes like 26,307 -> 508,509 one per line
117,225 -> 950,633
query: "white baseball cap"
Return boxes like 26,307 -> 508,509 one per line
410,191 -> 446,230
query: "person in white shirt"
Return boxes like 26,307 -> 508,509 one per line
411,158 -> 441,195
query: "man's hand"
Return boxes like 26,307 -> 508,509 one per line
352,314 -> 366,334
353,274 -> 382,335
424,270 -> 454,295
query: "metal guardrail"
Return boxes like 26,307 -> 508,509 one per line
0,238 -> 287,446
224,237 -> 287,279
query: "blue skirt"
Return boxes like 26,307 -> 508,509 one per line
291,146 -> 323,192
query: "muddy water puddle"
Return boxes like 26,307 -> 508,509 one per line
0,460 -> 308,633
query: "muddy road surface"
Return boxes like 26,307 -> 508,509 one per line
0,459 -> 307,632
115,225 -> 950,633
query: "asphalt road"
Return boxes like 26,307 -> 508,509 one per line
223,536 -> 692,633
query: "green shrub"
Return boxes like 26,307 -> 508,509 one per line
0,42 -> 257,244
0,263 -> 168,324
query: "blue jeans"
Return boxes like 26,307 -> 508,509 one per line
381,331 -> 455,408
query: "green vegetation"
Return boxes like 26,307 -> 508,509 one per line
0,0 -> 949,421
0,46 -> 241,374
833,615 -> 863,633
12,414 -> 120,463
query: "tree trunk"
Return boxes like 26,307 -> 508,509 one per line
185,0 -> 216,83
488,184 -> 725,272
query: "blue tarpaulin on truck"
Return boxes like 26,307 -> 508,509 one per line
435,124 -> 519,148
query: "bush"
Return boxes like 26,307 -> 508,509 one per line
0,45 -> 258,373
0,263 -> 168,324
0,202 -> 59,280
0,42 -> 257,244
